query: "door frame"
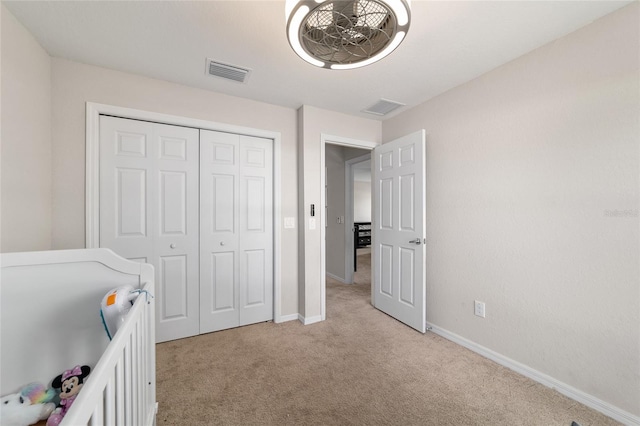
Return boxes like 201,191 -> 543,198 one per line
85,102 -> 284,323
320,134 -> 377,321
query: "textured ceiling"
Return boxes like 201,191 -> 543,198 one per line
3,0 -> 632,120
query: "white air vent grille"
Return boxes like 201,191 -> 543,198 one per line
206,59 -> 251,83
363,99 -> 405,116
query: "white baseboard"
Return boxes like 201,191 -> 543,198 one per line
326,272 -> 347,284
276,313 -> 299,323
427,323 -> 640,426
299,314 -> 323,325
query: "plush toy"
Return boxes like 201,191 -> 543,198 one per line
100,285 -> 138,339
0,382 -> 56,426
46,365 -> 90,426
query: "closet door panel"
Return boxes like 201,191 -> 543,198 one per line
200,130 -> 240,333
210,252 -> 235,311
100,116 -> 199,343
159,171 -> 187,235
117,168 -> 147,237
211,174 -> 236,233
160,255 -> 188,319
100,118 -> 154,260
154,122 -> 200,342
244,249 -> 266,306
239,136 -> 273,326
200,132 -> 273,332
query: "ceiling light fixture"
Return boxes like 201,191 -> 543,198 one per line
286,0 -> 411,70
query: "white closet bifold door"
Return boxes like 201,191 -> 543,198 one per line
99,116 -> 273,341
99,115 -> 200,343
200,130 -> 273,333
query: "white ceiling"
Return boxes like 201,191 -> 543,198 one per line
3,0 -> 631,120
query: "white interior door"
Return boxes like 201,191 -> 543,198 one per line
372,130 -> 426,333
200,130 -> 273,333
99,116 -> 200,342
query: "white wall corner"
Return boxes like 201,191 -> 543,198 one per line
277,313 -> 300,323
326,272 -> 347,284
298,314 -> 323,325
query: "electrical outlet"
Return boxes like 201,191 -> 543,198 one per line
474,300 -> 486,318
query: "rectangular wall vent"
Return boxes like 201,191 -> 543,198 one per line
206,59 -> 251,83
363,99 -> 406,116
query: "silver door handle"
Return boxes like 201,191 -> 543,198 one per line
170,243 -> 176,249
409,238 -> 422,245
220,241 -> 225,246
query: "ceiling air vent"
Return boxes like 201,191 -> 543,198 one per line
363,99 -> 406,116
206,59 -> 251,83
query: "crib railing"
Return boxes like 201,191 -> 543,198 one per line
61,280 -> 156,426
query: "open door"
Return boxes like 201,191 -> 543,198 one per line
372,130 -> 426,333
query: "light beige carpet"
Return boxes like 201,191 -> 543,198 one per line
156,253 -> 618,425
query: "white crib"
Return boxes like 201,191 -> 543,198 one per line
0,248 -> 157,426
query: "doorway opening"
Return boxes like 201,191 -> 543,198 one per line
320,134 -> 377,321
320,130 -> 427,332
347,153 -> 372,284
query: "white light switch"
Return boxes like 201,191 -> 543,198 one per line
284,217 -> 295,229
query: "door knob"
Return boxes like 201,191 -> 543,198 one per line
409,238 -> 422,245
220,241 -> 225,246
170,243 -> 176,249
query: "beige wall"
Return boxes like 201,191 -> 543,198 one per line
1,5 -> 52,252
50,58 -> 299,317
383,4 -> 639,416
298,105 -> 381,320
353,181 -> 371,223
325,144 -> 348,281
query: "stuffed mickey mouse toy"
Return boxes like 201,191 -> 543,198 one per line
46,365 -> 90,426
